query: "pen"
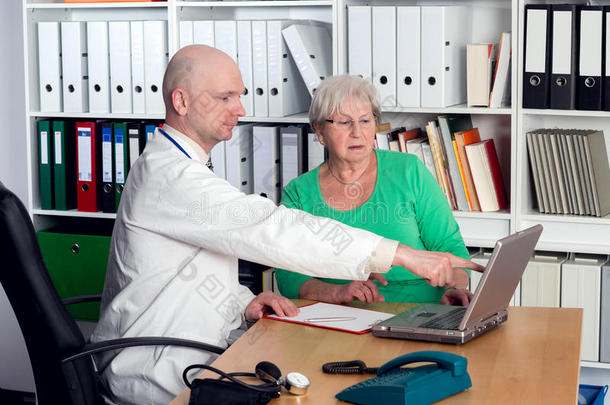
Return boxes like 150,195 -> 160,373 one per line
304,317 -> 356,323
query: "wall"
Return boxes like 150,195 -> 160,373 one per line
0,1 -> 36,394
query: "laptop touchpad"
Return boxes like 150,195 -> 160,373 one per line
417,312 -> 437,318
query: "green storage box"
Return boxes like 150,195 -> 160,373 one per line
38,227 -> 112,321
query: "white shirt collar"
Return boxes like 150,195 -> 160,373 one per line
161,124 -> 210,164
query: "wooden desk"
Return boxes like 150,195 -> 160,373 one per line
171,302 -> 582,404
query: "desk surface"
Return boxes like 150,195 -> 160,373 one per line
171,302 -> 582,405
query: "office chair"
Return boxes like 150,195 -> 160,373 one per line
0,182 -> 224,405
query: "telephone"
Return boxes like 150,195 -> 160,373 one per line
334,351 -> 472,405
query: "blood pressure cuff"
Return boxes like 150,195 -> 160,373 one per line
188,378 -> 278,405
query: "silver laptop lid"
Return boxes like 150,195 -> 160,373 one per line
459,225 -> 543,330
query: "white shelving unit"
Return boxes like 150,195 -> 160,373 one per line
22,0 -> 610,371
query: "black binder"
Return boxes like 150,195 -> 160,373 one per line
523,4 -> 552,109
100,121 -> 115,213
604,7 -> 610,111
127,122 -> 145,168
550,4 -> 579,110
577,5 -> 604,110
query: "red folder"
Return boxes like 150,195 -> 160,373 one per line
75,122 -> 100,212
483,139 -> 507,210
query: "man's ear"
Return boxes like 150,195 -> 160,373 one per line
172,88 -> 188,116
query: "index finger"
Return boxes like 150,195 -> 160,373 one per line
279,298 -> 299,317
452,257 -> 485,273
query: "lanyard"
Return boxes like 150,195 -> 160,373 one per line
159,128 -> 192,159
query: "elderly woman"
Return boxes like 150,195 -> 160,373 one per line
275,75 -> 472,305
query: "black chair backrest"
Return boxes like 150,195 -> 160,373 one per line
0,183 -> 102,405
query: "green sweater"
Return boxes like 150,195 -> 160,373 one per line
276,149 -> 470,303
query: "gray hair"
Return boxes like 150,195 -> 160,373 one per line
309,75 -> 381,129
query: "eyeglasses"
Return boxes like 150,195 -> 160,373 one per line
325,115 -> 376,131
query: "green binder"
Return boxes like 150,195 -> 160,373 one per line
114,122 -> 129,211
52,120 -> 76,210
38,120 -> 54,209
38,227 -> 112,321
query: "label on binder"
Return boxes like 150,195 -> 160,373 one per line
41,131 -> 48,164
115,130 -> 125,183
102,130 -> 112,183
54,131 -> 62,164
78,128 -> 92,181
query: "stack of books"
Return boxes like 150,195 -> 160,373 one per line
375,115 -> 507,212
526,129 -> 610,217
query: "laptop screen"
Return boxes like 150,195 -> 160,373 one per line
459,225 -> 543,330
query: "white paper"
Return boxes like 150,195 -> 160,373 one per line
266,302 -> 394,333
40,131 -> 48,165
78,128 -> 92,181
54,131 -> 62,164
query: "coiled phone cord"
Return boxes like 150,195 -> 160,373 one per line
322,360 -> 378,375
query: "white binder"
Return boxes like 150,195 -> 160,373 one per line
225,124 -> 254,193
179,20 -> 194,48
109,21 -> 132,114
87,21 -> 110,113
130,21 -> 146,114
281,23 -> 332,97
267,20 -> 310,117
214,21 -> 237,61
521,253 -> 565,307
421,6 -> 470,107
396,7 -> 420,108
60,21 -> 88,113
143,21 -> 168,115
472,249 -> 520,306
561,253 -> 605,362
307,132 -> 325,171
280,126 -> 306,187
372,7 -> 396,107
193,21 -> 215,46
252,20 -> 268,117
253,125 -> 281,203
38,22 -> 62,112
237,20 -> 254,116
601,259 -> 610,363
210,141 -> 227,180
347,6 -> 372,82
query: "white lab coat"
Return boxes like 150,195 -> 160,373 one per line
90,126 -> 396,405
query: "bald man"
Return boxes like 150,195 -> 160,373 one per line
90,45 -> 482,404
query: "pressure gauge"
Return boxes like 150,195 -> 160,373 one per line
284,372 -> 310,395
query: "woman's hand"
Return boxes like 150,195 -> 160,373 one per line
393,245 -> 484,288
332,279 -> 384,304
299,273 -> 387,304
440,288 -> 473,306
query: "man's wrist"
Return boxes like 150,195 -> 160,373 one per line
392,244 -> 411,268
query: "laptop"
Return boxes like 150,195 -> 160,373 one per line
372,225 -> 543,344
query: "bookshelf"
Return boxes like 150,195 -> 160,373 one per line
21,0 -> 610,371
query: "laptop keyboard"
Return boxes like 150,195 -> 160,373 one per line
419,307 -> 467,330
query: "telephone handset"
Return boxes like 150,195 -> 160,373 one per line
334,351 -> 472,405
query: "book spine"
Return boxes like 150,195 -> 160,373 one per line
453,140 -> 472,209
484,139 -> 507,210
